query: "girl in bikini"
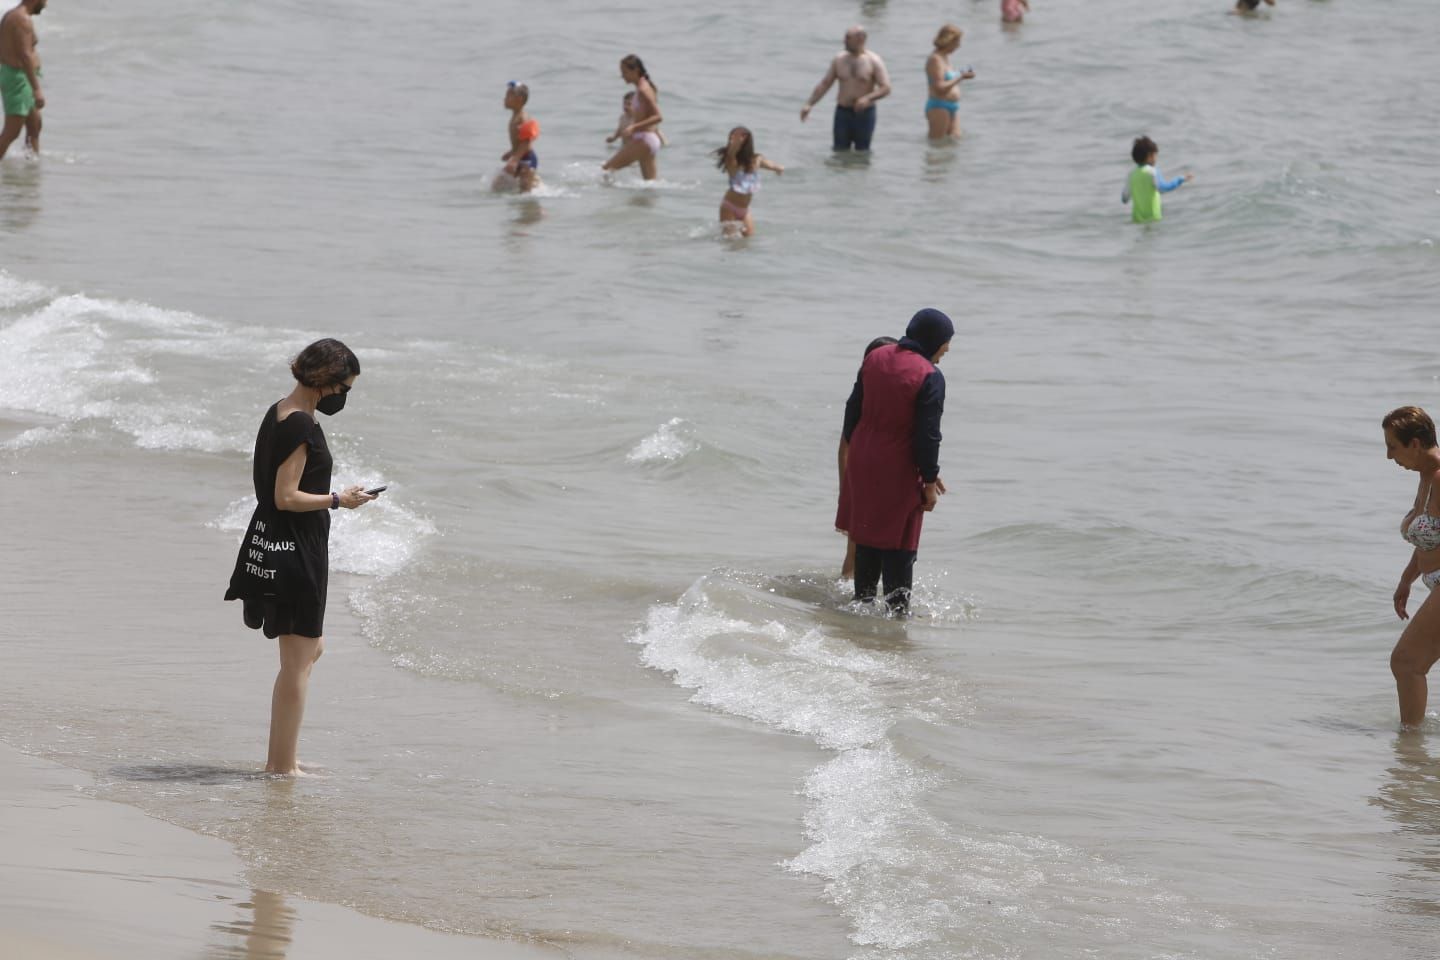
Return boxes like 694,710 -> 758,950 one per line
602,54 -> 664,181
924,25 -> 975,140
714,127 -> 783,238
1383,405 -> 1440,730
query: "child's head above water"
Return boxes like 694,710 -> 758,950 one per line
864,336 -> 898,356
1131,135 -> 1158,165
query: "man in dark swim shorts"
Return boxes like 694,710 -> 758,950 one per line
800,26 -> 892,152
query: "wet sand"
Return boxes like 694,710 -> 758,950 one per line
0,743 -> 563,960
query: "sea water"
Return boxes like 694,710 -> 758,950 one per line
3,0 -> 1440,957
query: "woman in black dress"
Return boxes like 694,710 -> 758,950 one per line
226,338 -> 375,774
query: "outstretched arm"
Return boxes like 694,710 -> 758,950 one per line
801,60 -> 839,121
757,154 -> 785,174
1155,167 -> 1191,193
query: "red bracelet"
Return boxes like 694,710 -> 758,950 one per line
330,492 -> 340,510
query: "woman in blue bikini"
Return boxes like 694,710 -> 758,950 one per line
1384,405 -> 1440,730
925,24 -> 975,140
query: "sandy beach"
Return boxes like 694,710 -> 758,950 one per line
0,741 -> 564,960
0,442 -> 575,959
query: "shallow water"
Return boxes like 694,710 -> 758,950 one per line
4,0 -> 1440,957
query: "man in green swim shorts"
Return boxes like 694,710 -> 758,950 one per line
0,0 -> 47,159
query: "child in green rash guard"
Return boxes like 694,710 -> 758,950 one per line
1121,136 -> 1192,224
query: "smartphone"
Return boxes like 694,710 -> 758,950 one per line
365,485 -> 388,496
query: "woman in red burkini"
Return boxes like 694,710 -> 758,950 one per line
835,308 -> 954,615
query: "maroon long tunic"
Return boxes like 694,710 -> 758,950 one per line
834,343 -> 945,552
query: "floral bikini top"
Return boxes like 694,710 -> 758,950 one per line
1403,483 -> 1440,551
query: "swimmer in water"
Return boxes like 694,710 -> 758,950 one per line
924,24 -> 975,140
1121,135 -> 1192,224
800,26 -> 892,152
1231,0 -> 1275,14
496,81 -> 540,193
602,54 -> 663,181
1383,406 -> 1440,731
609,91 -> 668,149
1001,0 -> 1030,24
714,127 -> 783,238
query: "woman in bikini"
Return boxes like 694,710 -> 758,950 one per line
602,54 -> 663,181
1384,405 -> 1440,730
924,25 -> 975,141
714,127 -> 783,237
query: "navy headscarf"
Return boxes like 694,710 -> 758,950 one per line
898,308 -> 954,358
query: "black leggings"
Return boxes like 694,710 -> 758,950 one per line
853,545 -> 916,614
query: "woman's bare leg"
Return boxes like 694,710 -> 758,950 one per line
266,634 -> 324,774
603,140 -> 648,174
926,107 -> 952,140
1392,591 -> 1440,729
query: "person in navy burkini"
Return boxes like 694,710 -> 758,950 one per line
835,309 -> 954,615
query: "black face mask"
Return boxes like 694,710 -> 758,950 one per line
316,386 -> 349,416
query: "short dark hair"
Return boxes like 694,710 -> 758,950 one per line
864,336 -> 897,356
291,338 -> 360,389
1384,406 -> 1437,449
1132,136 -> 1157,165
